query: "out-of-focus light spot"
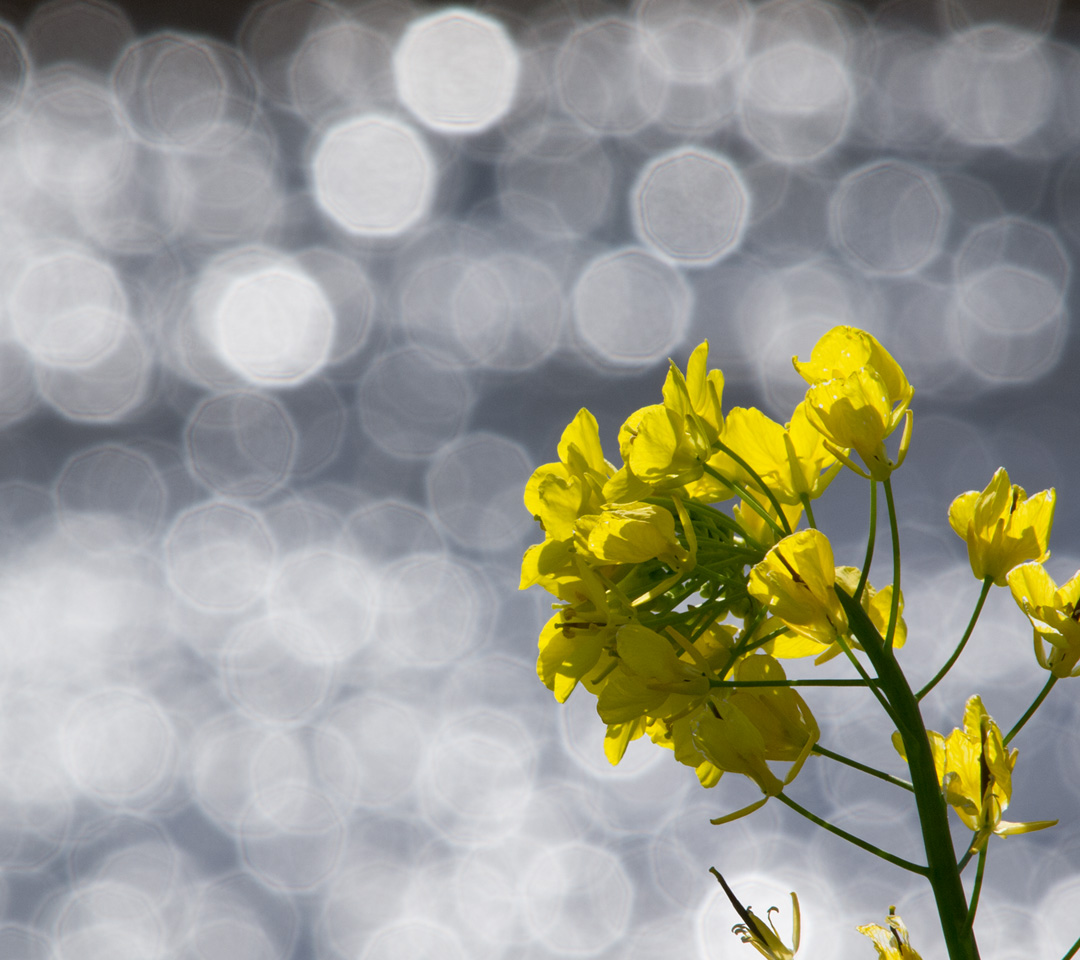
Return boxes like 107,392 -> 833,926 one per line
498,121 -> 614,238
0,343 -> 38,428
9,248 -> 128,369
313,694 -> 422,810
0,23 -> 28,121
943,0 -> 1060,39
295,246 -> 375,369
451,253 -> 564,370
951,216 -> 1069,383
342,501 -> 444,563
524,843 -> 631,954
267,549 -> 373,664
831,161 -> 949,274
393,9 -> 519,135
375,554 -> 487,667
171,127 -> 281,247
223,616 -> 334,725
240,782 -> 344,891
239,0 -> 343,106
186,392 -> 295,499
632,147 -> 750,266
361,920 -> 466,960
61,689 -> 175,806
454,840 -> 543,949
740,42 -> 852,162
426,432 -> 533,552
637,0 -> 748,83
357,347 -> 471,458
311,114 -> 435,237
399,251 -> 564,370
572,248 -> 691,367
931,27 -> 1053,146
57,445 -> 166,551
36,322 -> 150,422
556,18 -> 665,135
211,261 -> 335,386
0,926 -> 51,960
17,67 -> 133,203
53,878 -> 169,960
113,33 -> 258,150
420,709 -> 535,843
288,21 -> 393,124
165,502 -> 275,611
319,862 -> 412,958
25,0 -> 133,73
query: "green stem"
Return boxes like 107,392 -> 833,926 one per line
917,577 -> 993,701
709,678 -> 881,688
832,629 -> 901,728
1004,674 -> 1058,745
881,478 -> 902,654
836,586 -> 980,960
799,492 -> 817,529
1060,933 -> 1080,960
811,743 -> 913,792
702,465 -> 787,539
713,441 -> 794,535
855,480 -> 877,602
776,792 -> 928,875
964,845 -> 987,930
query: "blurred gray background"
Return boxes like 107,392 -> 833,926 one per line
0,0 -> 1076,958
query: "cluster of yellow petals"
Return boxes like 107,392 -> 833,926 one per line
1007,562 -> 1080,677
857,908 -> 923,960
892,695 -> 1057,850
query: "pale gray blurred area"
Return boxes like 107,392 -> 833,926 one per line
0,0 -> 1076,958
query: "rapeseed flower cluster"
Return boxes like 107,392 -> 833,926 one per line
521,329 -> 908,817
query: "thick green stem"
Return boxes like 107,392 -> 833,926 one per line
855,480 -> 877,603
776,792 -> 927,875
709,678 -> 880,688
917,577 -> 993,701
836,586 -> 980,960
812,743 -> 913,792
1061,933 -> 1080,960
1004,674 -> 1058,745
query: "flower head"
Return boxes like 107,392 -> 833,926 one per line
948,467 -> 1055,586
1007,562 -> 1080,678
793,327 -> 913,480
857,907 -> 922,960
892,695 -> 1057,850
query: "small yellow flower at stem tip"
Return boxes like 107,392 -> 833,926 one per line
948,466 -> 1055,586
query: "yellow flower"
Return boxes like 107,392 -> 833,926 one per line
1007,562 -> 1080,678
948,467 -> 1055,586
892,695 -> 1057,850
857,907 -> 922,960
712,869 -> 800,960
792,327 -> 913,480
602,341 -> 726,503
747,529 -> 848,648
720,403 -> 843,504
767,565 -> 905,663
582,501 -> 690,567
524,408 -> 612,541
694,655 -> 819,816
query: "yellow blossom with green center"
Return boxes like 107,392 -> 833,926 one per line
1007,562 -> 1080,677
857,908 -> 922,960
948,467 -> 1055,586
892,695 -> 1057,850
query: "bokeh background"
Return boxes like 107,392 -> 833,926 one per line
0,0 -> 1077,957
